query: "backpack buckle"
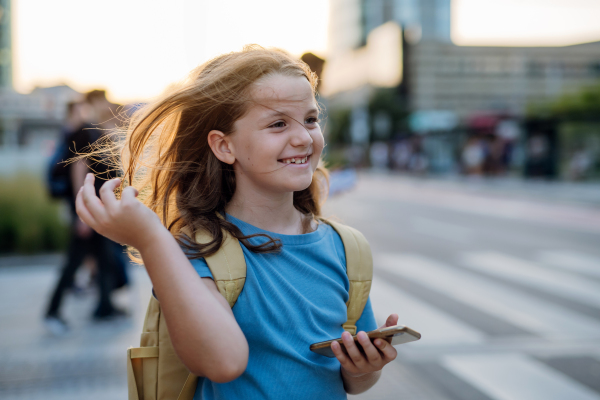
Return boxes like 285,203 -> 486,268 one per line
343,324 -> 357,335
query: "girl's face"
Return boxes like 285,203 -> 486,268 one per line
226,73 -> 324,195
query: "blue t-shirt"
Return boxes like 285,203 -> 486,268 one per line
188,214 -> 377,400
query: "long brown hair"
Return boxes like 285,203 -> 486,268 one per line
114,45 -> 329,261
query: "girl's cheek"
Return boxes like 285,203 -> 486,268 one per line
313,133 -> 325,154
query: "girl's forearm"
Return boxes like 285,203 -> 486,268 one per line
138,228 -> 248,382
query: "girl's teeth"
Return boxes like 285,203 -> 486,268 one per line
282,156 -> 308,164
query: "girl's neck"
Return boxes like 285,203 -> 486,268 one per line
225,186 -> 306,235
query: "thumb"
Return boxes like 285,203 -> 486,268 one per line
379,314 -> 399,329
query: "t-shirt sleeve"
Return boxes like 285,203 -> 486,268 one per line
189,257 -> 214,280
355,297 -> 378,333
179,238 -> 214,280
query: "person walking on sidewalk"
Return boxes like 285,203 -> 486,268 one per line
44,100 -> 125,336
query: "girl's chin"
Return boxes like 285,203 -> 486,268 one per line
276,174 -> 314,193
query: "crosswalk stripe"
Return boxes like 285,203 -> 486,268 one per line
538,251 -> 600,279
376,253 -> 600,338
370,277 -> 485,346
462,252 -> 600,309
442,353 -> 600,400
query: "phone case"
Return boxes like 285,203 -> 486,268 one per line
309,325 -> 421,358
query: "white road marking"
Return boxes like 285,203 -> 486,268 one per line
376,253 -> 600,338
370,277 -> 485,346
411,217 -> 472,244
442,353 -> 600,400
462,252 -> 600,309
538,251 -> 600,279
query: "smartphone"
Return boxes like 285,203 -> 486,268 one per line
309,325 -> 421,358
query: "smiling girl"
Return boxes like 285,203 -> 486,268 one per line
76,46 -> 398,399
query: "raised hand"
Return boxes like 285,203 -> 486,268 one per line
331,314 -> 399,378
75,173 -> 165,251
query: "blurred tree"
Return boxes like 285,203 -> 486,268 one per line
529,82 -> 600,121
0,175 -> 69,254
325,107 -> 352,145
527,81 -> 600,179
551,82 -> 600,121
300,53 -> 325,92
368,88 -> 409,141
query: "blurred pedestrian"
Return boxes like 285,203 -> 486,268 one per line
462,137 -> 485,176
44,98 -> 126,336
567,149 -> 592,180
391,140 -> 412,170
85,89 -> 121,130
369,141 -> 389,170
408,137 -> 429,175
85,89 -> 131,291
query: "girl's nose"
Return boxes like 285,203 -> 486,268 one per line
290,124 -> 313,147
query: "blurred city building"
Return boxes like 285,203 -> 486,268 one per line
322,0 -> 600,179
324,0 -> 600,117
0,85 -> 81,176
0,0 -> 11,89
0,0 -> 82,175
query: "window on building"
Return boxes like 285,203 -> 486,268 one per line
590,62 -> 600,78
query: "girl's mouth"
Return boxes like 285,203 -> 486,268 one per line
278,154 -> 311,165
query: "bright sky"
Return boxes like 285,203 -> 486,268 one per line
12,0 -> 600,104
452,0 -> 600,46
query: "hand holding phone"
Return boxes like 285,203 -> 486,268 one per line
309,325 -> 421,358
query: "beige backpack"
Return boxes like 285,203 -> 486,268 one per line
127,219 -> 373,400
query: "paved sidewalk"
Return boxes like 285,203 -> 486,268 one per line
0,263 -> 150,400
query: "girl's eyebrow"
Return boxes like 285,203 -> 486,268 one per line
261,110 -> 287,119
260,107 -> 319,120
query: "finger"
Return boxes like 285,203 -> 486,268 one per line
121,185 -> 140,201
342,331 -> 366,366
356,331 -> 382,364
374,338 -> 397,361
331,341 -> 351,365
81,173 -> 107,220
75,187 -> 97,227
331,341 -> 360,375
99,178 -> 121,209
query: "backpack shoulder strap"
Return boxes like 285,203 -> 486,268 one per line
131,228 -> 245,400
323,219 -> 373,335
191,228 -> 247,308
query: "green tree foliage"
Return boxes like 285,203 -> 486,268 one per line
0,175 -> 69,254
552,82 -> 600,120
325,108 -> 352,145
529,82 -> 600,121
368,88 -> 409,140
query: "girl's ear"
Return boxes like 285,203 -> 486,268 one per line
207,130 -> 236,165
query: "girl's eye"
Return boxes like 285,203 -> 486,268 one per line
269,121 -> 286,129
305,117 -> 320,125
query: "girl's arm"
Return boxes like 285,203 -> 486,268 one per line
332,314 -> 399,394
138,228 -> 249,382
76,174 -> 248,382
